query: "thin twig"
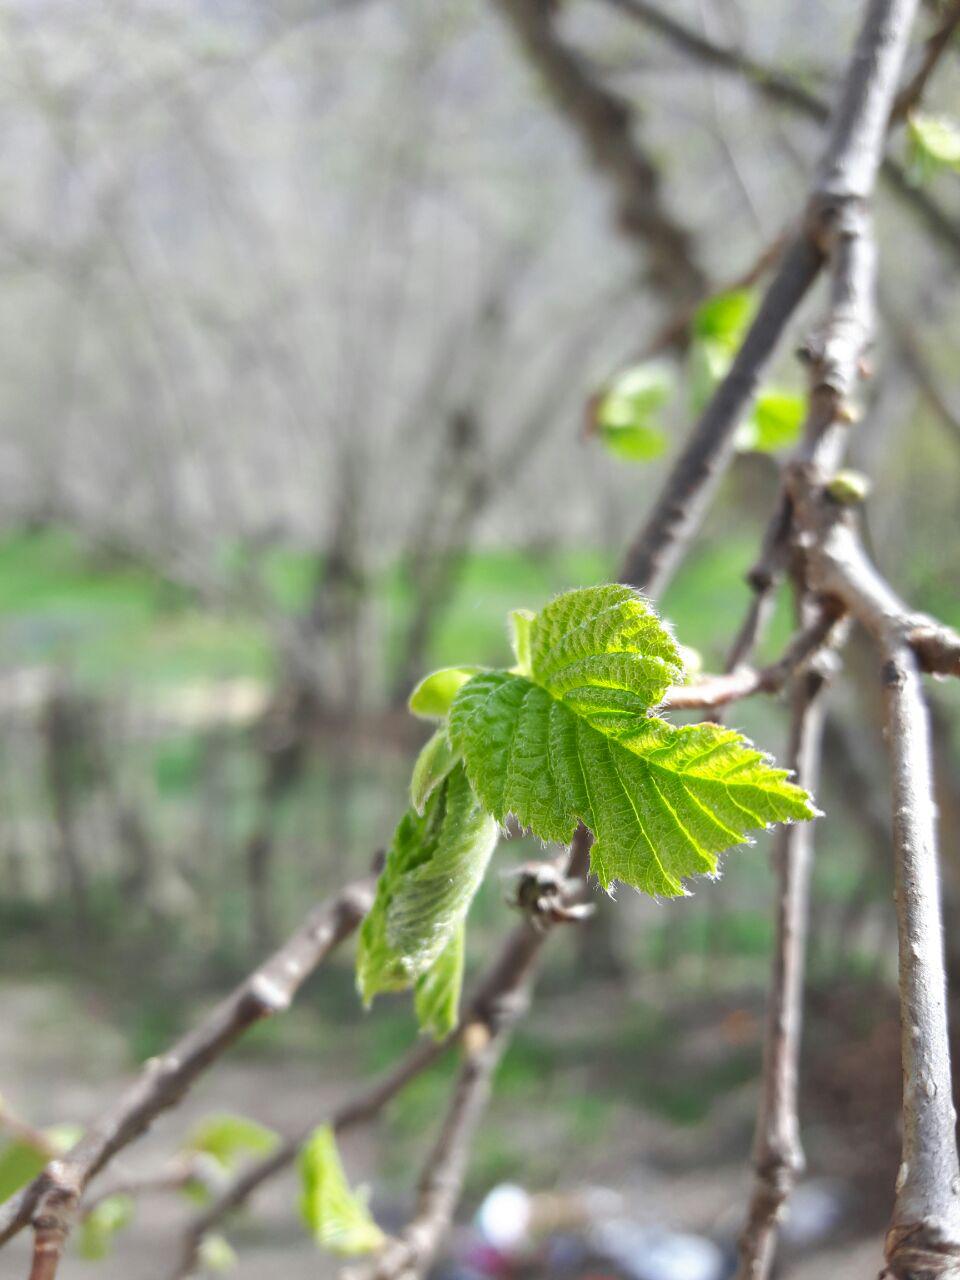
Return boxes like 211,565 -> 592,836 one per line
662,604 -> 843,711
2,877 -> 375,1272
735,648 -> 835,1280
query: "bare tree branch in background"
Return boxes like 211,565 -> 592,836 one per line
491,0 -> 708,309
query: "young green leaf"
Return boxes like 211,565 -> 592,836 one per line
299,1126 -> 385,1256
594,363 -> 671,464
449,585 -> 815,898
357,765 -> 498,1023
408,667 -> 481,719
736,388 -> 805,453
414,923 -> 465,1040
78,1195 -> 135,1260
689,289 -> 758,411
907,112 -> 960,183
185,1114 -> 278,1170
197,1233 -> 238,1273
0,1122 -> 82,1203
410,728 -> 460,815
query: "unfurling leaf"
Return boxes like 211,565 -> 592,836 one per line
78,1195 -> 135,1260
356,765 -> 497,1030
736,388 -> 805,453
410,728 -> 460,815
449,585 -> 815,898
907,112 -> 960,183
299,1126 -> 385,1257
408,667 -> 481,719
414,923 -> 465,1039
185,1114 -> 278,1169
594,363 -> 672,464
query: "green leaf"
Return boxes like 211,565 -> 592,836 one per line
449,585 -> 815,898
693,289 -> 756,349
356,764 -> 498,1022
299,1126 -> 385,1257
408,667 -> 481,719
736,388 -> 805,453
595,363 -> 672,464
598,422 -> 666,462
185,1114 -> 278,1169
0,1142 -> 45,1203
0,1122 -> 82,1203
410,728 -> 459,815
78,1195 -> 135,1260
414,923 -> 464,1040
197,1233 -> 238,1273
907,112 -> 960,182
689,290 -> 758,412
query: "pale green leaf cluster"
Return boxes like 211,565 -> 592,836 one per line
356,584 -> 815,1035
591,290 -> 805,466
299,1126 -> 385,1257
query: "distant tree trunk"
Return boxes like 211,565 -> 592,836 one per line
41,680 -> 90,933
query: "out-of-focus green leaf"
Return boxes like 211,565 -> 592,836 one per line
408,667 -> 481,719
595,363 -> 672,464
197,1233 -> 238,1273
185,1114 -> 278,1169
689,290 -> 759,412
509,608 -> 535,676
78,1195 -> 135,1260
692,289 -> 756,349
299,1126 -> 385,1256
736,388 -> 805,453
598,423 -> 666,462
0,1122 -> 82,1202
907,112 -> 960,183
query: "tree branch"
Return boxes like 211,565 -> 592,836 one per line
1,877 -> 375,1272
661,603 -> 843,711
881,648 -> 960,1277
620,0 -> 919,596
598,0 -> 960,257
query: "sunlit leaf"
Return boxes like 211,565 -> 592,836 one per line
299,1126 -> 385,1257
449,586 -> 815,898
197,1233 -> 238,1273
